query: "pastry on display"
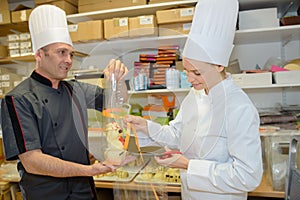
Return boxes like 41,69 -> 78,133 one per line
103,122 -> 128,165
137,161 -> 181,184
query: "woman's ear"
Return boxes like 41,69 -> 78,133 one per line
216,65 -> 225,73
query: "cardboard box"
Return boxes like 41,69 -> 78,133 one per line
239,8 -> 279,30
273,70 -> 300,84
9,49 -> 20,57
7,34 -> 19,41
11,9 -> 33,23
50,1 -> 78,15
68,24 -> 79,42
159,22 -> 191,36
78,20 -> 103,42
78,0 -> 146,13
148,0 -> 180,4
129,15 -> 158,38
232,72 -> 272,86
19,33 -> 31,41
0,45 -> 8,58
0,10 -> 11,25
156,7 -> 194,24
0,0 -> 9,10
35,0 -> 78,6
104,18 -> 129,40
78,0 -> 100,6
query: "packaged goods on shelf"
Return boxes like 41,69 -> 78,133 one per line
6,32 -> 33,57
8,49 -> 20,57
231,72 -> 272,87
238,8 -> 279,30
19,33 -> 31,41
156,7 -> 194,24
0,73 -> 25,94
7,34 -> 19,42
104,18 -> 129,40
273,70 -> 300,84
129,15 -> 158,38
78,0 -> 146,13
78,20 -> 103,42
166,68 -> 180,89
158,22 -> 191,36
11,9 -> 33,23
133,62 -> 150,91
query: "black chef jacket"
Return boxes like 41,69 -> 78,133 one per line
1,71 -> 104,200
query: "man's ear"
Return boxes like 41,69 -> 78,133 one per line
34,49 -> 42,62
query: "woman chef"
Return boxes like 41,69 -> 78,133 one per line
125,0 -> 263,199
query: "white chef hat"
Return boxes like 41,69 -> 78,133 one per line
182,0 -> 238,67
29,5 -> 73,53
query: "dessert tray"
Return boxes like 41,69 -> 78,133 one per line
134,159 -> 181,186
94,158 -> 149,182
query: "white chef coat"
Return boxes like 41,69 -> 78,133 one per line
144,75 -> 263,200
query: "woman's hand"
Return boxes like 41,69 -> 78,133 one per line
123,115 -> 149,133
154,147 -> 189,169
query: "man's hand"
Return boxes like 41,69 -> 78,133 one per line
104,59 -> 128,81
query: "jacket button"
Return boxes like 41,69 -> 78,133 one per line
54,122 -> 58,127
61,146 -> 65,150
45,99 -> 48,103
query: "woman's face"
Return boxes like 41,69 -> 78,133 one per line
183,57 -> 224,91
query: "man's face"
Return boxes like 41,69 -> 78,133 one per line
36,43 -> 74,82
183,57 -> 224,91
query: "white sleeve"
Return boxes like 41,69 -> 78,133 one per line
146,108 -> 183,149
186,105 -> 263,193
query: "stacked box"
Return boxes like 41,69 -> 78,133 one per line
156,7 -> 194,36
239,8 -> 279,30
11,9 -> 33,23
0,70 -> 24,94
35,0 -> 78,14
78,20 -> 103,42
0,0 -> 11,25
0,45 -> 8,58
7,34 -> 20,57
156,7 -> 194,24
231,72 -> 272,87
68,24 -> 79,42
78,0 -> 146,13
35,0 -> 78,6
7,33 -> 33,57
159,22 -> 192,36
133,62 -> 150,91
129,15 -> 158,38
104,18 -> 129,40
19,33 -> 32,56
